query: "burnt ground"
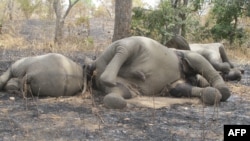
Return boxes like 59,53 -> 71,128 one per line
0,48 -> 249,141
0,18 -> 250,141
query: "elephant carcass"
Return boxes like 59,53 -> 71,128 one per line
0,53 -> 89,97
166,36 -> 243,81
189,43 -> 243,81
92,36 -> 231,109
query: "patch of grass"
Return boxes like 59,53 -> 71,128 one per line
226,47 -> 250,64
0,32 -> 100,54
0,33 -> 27,49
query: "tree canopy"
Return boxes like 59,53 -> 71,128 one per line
211,0 -> 249,45
131,0 -> 250,45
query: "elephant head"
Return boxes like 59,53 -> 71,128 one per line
92,36 -> 231,109
0,53 -> 92,97
166,35 -> 190,50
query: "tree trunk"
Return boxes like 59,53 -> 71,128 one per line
169,0 -> 188,37
53,0 -> 62,44
7,0 -> 14,20
229,15 -> 238,45
47,0 -> 54,19
54,19 -> 64,44
180,0 -> 188,37
112,0 -> 132,42
53,0 -> 79,44
0,23 -> 2,34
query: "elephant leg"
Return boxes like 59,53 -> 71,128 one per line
4,78 -> 19,91
3,78 -> 22,95
103,83 -> 132,109
184,52 -> 231,101
209,59 -> 231,73
169,80 -> 222,105
219,46 -> 234,68
0,68 -> 12,90
99,47 -> 129,87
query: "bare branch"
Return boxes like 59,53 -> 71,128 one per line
98,0 -> 112,18
63,0 -> 80,19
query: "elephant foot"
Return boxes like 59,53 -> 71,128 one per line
200,87 -> 222,105
223,68 -> 242,81
100,73 -> 116,87
103,93 -> 127,109
214,84 -> 231,101
4,78 -> 19,91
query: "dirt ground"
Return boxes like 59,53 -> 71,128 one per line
0,19 -> 250,141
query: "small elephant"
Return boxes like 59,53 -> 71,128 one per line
189,43 -> 243,81
0,53 -> 90,97
166,36 -> 243,81
91,36 -> 231,109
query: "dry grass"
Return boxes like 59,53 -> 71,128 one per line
226,47 -> 250,64
227,82 -> 250,97
0,34 -> 27,48
0,33 -> 95,50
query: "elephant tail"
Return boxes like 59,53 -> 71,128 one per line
81,62 -> 96,95
80,56 -> 95,96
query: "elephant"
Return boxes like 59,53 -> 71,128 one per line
0,53 -> 91,97
166,36 -> 243,81
188,43 -> 243,81
90,36 -> 231,109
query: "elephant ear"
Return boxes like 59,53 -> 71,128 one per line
181,57 -> 197,77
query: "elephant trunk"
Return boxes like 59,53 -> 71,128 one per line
81,66 -> 88,95
184,52 -> 231,101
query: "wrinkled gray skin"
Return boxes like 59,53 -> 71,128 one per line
92,36 -> 231,109
189,43 -> 243,81
0,53 -> 89,97
165,35 -> 191,50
